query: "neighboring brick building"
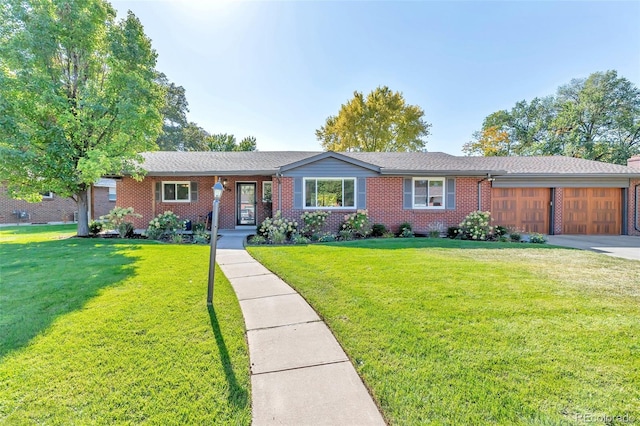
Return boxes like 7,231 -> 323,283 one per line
0,179 -> 117,225
115,151 -> 640,236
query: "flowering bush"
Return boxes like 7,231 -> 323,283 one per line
341,209 -> 372,238
258,211 -> 298,244
100,207 -> 141,238
301,211 -> 330,237
146,211 -> 185,240
457,211 -> 493,241
529,232 -> 547,244
398,222 -> 414,238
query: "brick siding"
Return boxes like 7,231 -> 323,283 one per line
0,186 -> 77,224
91,186 -> 115,220
117,175 -> 274,229
273,176 -> 487,234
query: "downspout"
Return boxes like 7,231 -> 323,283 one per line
549,188 -> 555,235
635,184 -> 640,232
477,174 -> 494,211
276,171 -> 282,213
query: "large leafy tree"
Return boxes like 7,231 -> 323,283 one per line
465,71 -> 640,164
0,0 -> 165,236
316,86 -> 431,152
155,72 -> 188,150
185,132 -> 257,152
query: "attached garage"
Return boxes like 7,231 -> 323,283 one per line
562,188 -> 621,235
491,188 -> 550,233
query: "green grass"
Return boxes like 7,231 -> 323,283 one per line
0,225 -> 250,424
248,238 -> 640,425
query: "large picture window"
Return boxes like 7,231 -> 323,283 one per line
162,181 -> 191,202
304,178 -> 355,208
413,178 -> 445,208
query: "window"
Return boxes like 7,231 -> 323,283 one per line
413,178 -> 445,209
108,187 -> 116,202
162,181 -> 191,202
304,178 -> 355,208
262,181 -> 272,202
40,191 -> 53,199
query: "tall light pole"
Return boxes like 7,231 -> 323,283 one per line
207,180 -> 224,305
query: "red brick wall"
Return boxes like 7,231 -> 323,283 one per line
272,176 -> 485,234
91,186 -> 115,220
117,176 -> 273,229
0,186 -> 77,224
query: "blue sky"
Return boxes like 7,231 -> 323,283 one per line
112,1 -> 640,155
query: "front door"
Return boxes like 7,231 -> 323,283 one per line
237,182 -> 257,226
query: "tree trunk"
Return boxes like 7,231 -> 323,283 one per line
76,189 -> 90,237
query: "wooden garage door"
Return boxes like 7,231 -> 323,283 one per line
563,188 -> 621,235
491,188 -> 550,233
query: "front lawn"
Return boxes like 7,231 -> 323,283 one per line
0,225 -> 250,424
248,238 -> 640,425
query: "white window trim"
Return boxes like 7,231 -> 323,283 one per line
108,187 -> 116,202
303,177 -> 357,209
162,181 -> 191,203
412,177 -> 445,209
41,191 -> 54,199
262,181 -> 272,202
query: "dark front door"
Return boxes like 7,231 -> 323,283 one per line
237,182 -> 257,226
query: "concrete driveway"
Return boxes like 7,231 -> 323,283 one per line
546,235 -> 640,261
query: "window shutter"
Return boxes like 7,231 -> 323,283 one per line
446,178 -> 456,210
403,178 -> 412,209
155,182 -> 161,202
191,182 -> 198,202
357,178 -> 366,209
293,177 -> 302,209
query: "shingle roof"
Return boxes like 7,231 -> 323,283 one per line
139,151 -> 319,176
463,155 -> 639,176
135,151 -> 640,177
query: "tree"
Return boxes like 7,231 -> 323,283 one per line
0,0 -> 165,236
316,86 -> 431,152
185,132 -> 257,152
467,71 -> 640,164
155,73 -> 189,150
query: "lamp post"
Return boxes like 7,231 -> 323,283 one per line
207,180 -> 224,305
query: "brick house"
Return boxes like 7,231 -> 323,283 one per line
115,151 -> 640,236
0,179 -> 117,225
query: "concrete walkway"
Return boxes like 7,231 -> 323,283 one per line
216,230 -> 386,426
546,235 -> 640,261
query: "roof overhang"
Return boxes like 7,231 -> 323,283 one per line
379,168 -> 506,176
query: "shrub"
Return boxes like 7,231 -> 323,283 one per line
509,231 -> 522,242
301,211 -> 330,236
291,233 -> 310,245
88,220 -> 103,236
371,223 -> 388,237
458,211 -> 493,241
169,233 -> 184,244
258,211 -> 298,243
248,235 -> 267,245
427,221 -> 445,238
494,225 -> 508,237
398,222 -> 414,238
100,207 -> 141,239
338,229 -> 354,241
529,233 -> 547,244
146,211 -> 185,240
317,233 -> 337,243
446,226 -> 459,239
341,210 -> 372,237
192,230 -> 210,244
381,231 -> 396,239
